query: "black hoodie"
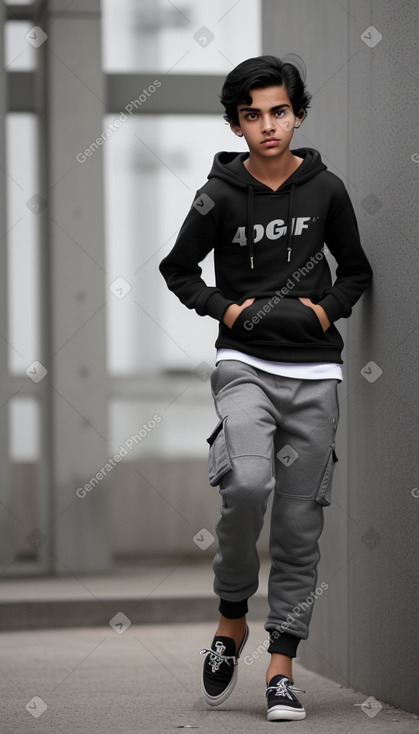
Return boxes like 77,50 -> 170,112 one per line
159,148 -> 372,364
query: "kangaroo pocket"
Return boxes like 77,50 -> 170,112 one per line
231,296 -> 324,345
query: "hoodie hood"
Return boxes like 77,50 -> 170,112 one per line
208,147 -> 326,189
207,148 -> 327,268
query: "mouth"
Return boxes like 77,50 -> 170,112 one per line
261,138 -> 280,145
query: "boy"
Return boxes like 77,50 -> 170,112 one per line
159,55 -> 372,721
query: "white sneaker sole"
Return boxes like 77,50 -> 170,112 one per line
267,705 -> 306,721
201,665 -> 239,706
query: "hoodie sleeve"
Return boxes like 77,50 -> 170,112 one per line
317,180 -> 372,322
159,191 -> 235,321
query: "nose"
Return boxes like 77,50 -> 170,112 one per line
261,114 -> 275,134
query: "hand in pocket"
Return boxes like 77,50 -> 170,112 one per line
223,298 -> 255,329
298,297 -> 330,332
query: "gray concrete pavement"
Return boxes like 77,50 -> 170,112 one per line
0,621 -> 417,734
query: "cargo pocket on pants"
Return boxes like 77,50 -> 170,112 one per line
207,417 -> 232,487
315,443 -> 338,506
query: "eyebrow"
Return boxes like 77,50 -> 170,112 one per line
238,104 -> 291,113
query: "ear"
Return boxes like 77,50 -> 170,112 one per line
294,109 -> 306,129
230,121 -> 243,137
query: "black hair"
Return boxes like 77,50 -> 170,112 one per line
220,54 -> 311,126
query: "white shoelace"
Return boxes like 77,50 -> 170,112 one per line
266,678 -> 306,700
200,641 -> 237,673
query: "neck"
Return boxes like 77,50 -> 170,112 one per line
244,150 -> 302,188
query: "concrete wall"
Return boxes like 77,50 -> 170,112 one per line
346,0 -> 418,715
263,0 -> 418,715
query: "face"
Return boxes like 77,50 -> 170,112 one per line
231,85 -> 304,160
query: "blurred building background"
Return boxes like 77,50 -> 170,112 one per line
0,0 -> 417,715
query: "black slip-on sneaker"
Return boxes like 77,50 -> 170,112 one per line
200,624 -> 249,706
266,674 -> 306,721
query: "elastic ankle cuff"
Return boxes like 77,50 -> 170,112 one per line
267,631 -> 300,658
218,598 -> 248,618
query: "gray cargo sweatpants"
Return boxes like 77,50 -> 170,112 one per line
207,359 -> 339,657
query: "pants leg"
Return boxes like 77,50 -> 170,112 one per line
209,361 -> 277,605
265,378 -> 339,655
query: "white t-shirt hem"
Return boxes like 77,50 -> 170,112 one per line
215,348 -> 343,382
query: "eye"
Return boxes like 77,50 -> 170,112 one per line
245,112 -> 258,120
275,109 -> 286,118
